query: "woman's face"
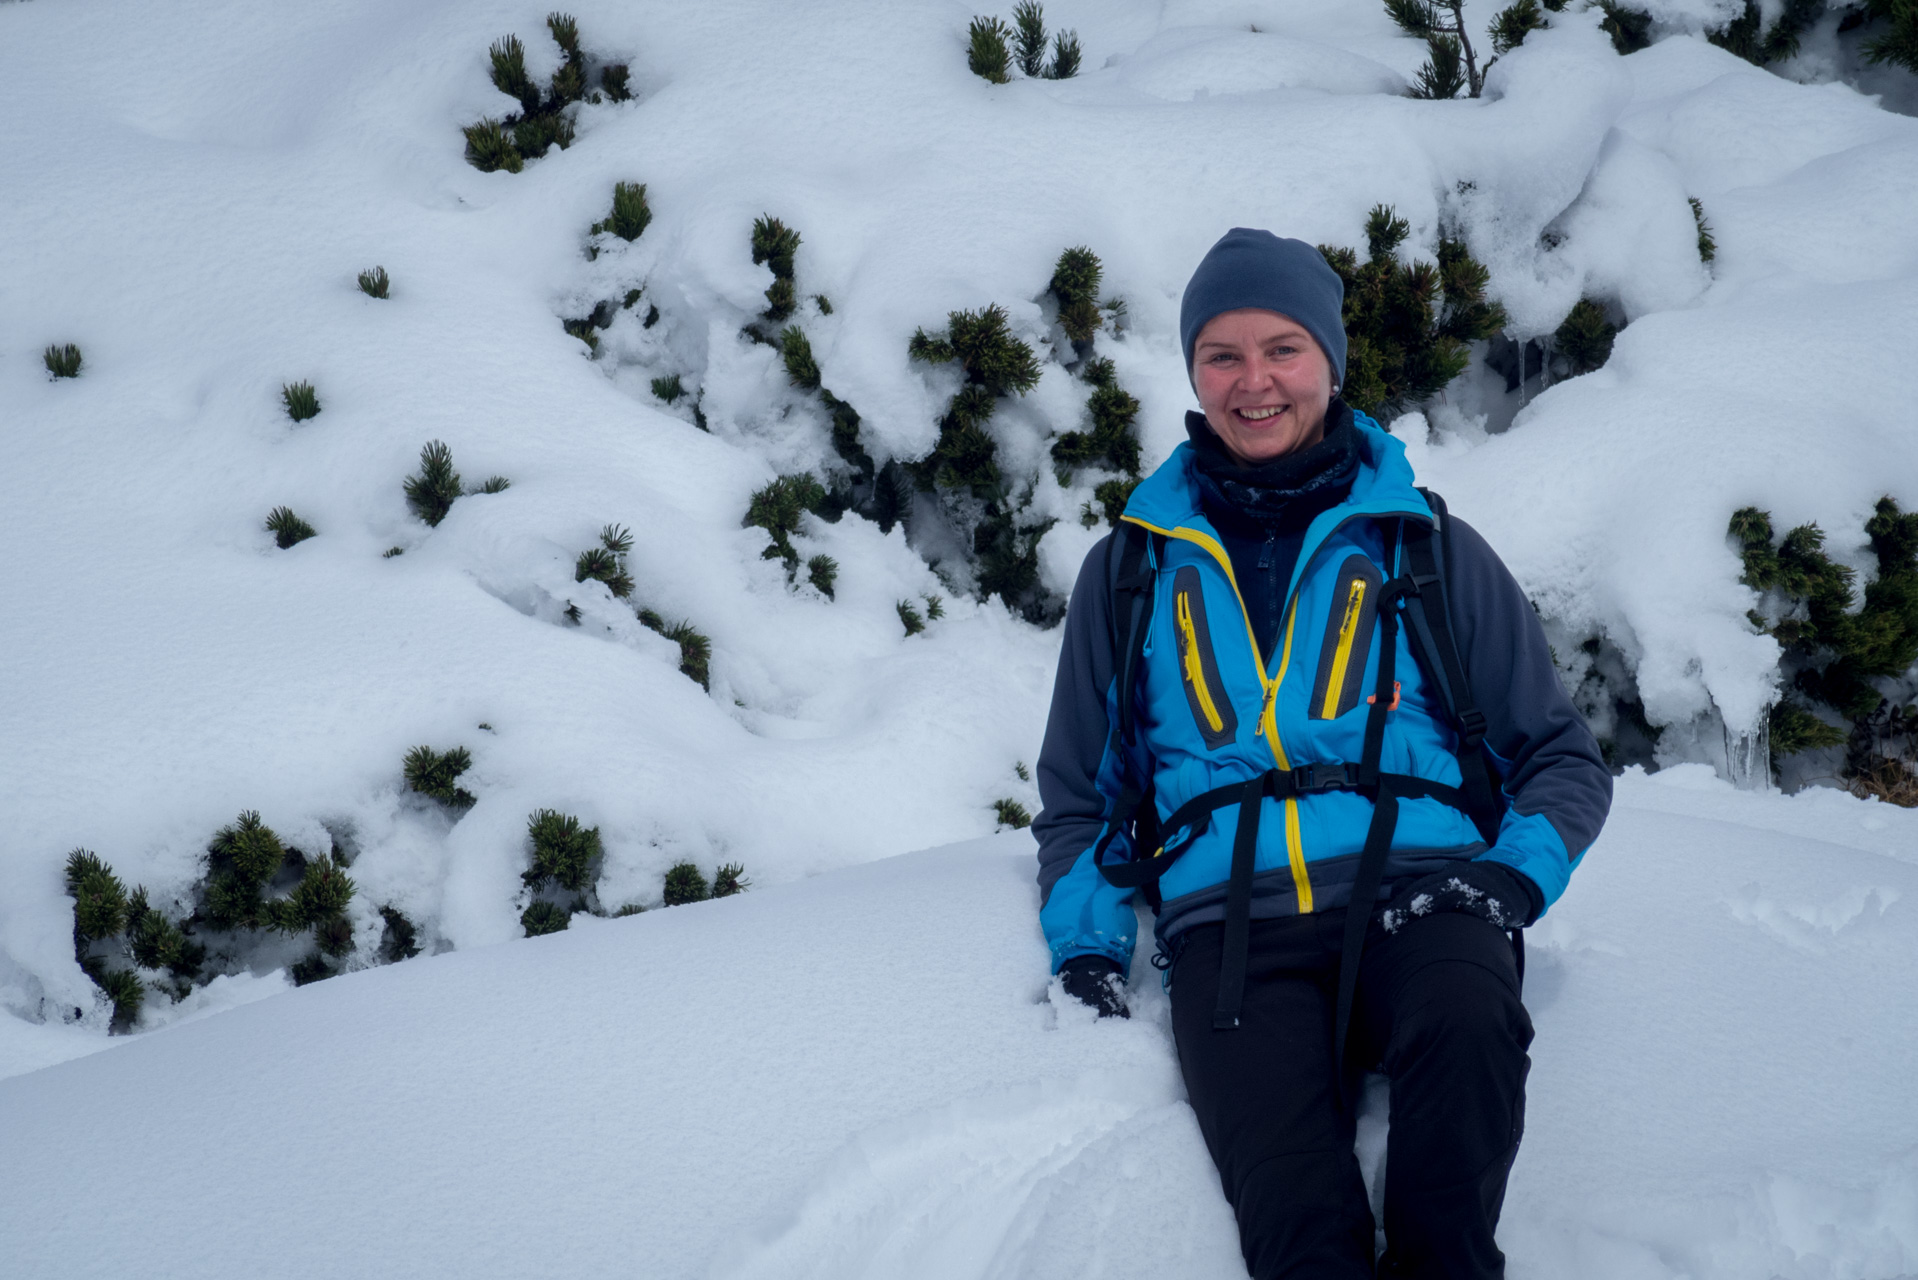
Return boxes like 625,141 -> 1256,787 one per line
1192,308 -> 1336,465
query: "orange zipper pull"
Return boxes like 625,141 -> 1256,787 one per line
1366,682 -> 1402,711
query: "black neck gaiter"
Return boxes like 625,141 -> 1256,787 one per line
1186,399 -> 1360,532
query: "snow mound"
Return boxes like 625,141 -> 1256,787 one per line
4,776 -> 1917,1279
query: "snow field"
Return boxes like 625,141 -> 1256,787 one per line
3,771 -> 1915,1278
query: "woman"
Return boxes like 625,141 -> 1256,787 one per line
1033,228 -> 1611,1278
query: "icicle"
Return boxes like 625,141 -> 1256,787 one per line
1724,713 -> 1771,790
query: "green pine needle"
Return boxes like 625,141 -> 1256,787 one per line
282,381 -> 321,422
404,440 -> 462,527
43,343 -> 83,379
1688,197 -> 1716,263
265,506 -> 317,550
662,860 -> 710,906
357,266 -> 390,299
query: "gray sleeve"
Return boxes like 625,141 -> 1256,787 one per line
1443,515 -> 1613,860
1033,532 -> 1125,905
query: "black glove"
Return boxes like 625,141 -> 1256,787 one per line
1379,860 -> 1543,935
1057,955 -> 1130,1019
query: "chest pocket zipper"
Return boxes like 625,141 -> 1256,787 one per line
1309,554 -> 1383,720
1172,565 -> 1238,749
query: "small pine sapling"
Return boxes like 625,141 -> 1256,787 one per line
524,809 -> 603,893
711,863 -> 751,898
383,546 -> 405,558
563,317 -> 600,352
285,856 -> 356,930
815,294 -> 834,315
993,798 -> 1032,830
1014,761 -> 1031,781
898,599 -> 926,636
575,523 -> 636,598
968,16 -> 1013,83
1047,29 -> 1082,78
924,594 -> 945,620
1553,299 -> 1616,376
521,900 -> 571,936
463,118 -> 524,173
909,305 -> 1041,495
97,968 -> 145,1031
204,810 -> 287,930
1052,357 -> 1142,477
652,373 -> 685,403
357,266 -> 391,299
265,507 -> 317,550
1769,700 -> 1847,757
1389,0 -> 1538,98
1861,0 -> 1918,73
1013,1 -> 1049,75
403,745 -> 476,807
1598,2 -> 1654,53
1489,0 -> 1546,53
1091,477 -> 1141,528
593,182 -> 652,242
314,911 -> 354,958
807,554 -> 838,599
404,440 -> 462,527
477,475 -> 511,494
639,609 -> 713,689
282,381 -> 321,422
662,860 -> 710,906
1689,197 -> 1716,264
752,216 -> 802,322
44,343 -> 83,379
601,63 -> 632,100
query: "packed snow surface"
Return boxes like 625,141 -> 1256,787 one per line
4,771 -> 1917,1279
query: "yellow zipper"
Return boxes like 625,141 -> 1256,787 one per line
1176,590 -> 1226,734
1125,516 -> 1316,912
1319,577 -> 1368,719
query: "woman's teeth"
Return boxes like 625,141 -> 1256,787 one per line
1238,406 -> 1284,420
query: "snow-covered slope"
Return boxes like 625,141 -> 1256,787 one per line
4,772 -> 1916,1279
3,0 -> 1917,1128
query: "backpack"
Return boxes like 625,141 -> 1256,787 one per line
1093,489 -> 1504,1059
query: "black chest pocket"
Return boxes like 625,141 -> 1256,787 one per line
1308,555 -> 1383,720
1172,565 -> 1239,749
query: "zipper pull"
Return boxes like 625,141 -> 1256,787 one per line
1257,528 -> 1277,571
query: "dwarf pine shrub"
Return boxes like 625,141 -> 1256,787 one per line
1091,477 -> 1141,528
1689,198 -> 1716,264
993,798 -> 1032,829
44,343 -> 83,379
1599,2 -> 1654,52
968,17 -> 1013,82
1553,299 -> 1616,377
1732,499 -> 1918,784
96,967 -> 145,1029
265,507 -> 316,549
282,381 -> 321,422
403,745 -> 476,807
639,609 -> 713,689
1387,0 -> 1555,97
807,554 -> 838,599
379,905 -> 421,961
898,599 -> 926,636
1319,207 -> 1507,419
594,182 -> 652,242
1049,246 -> 1104,347
524,809 -> 602,893
1859,0 -> 1918,72
66,850 -> 129,942
576,523 -> 636,598
463,118 -> 524,173
652,373 -> 684,403
203,810 -> 287,930
1052,358 -> 1142,478
1014,2 -> 1049,74
752,216 -> 802,322
662,860 -> 710,905
476,475 -> 511,495
711,862 -> 750,898
909,304 -> 1041,494
282,856 -> 355,933
521,900 -> 571,936
601,63 -> 632,100
746,473 -> 827,569
357,266 -> 390,299
490,35 -> 541,114
405,440 -> 462,527
1710,0 -> 1822,64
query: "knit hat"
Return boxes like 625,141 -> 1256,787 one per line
1179,228 -> 1347,386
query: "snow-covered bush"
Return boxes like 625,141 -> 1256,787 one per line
403,441 -> 461,527
576,524 -> 637,599
462,14 -> 625,174
402,746 -> 475,809
42,343 -> 81,379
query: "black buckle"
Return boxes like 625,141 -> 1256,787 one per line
1288,762 -> 1353,795
1457,707 -> 1488,745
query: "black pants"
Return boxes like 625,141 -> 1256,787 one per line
1170,910 -> 1533,1280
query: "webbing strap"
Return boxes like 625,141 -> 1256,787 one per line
1334,569 -> 1408,1067
1112,526 -> 1156,746
1212,774 -> 1266,1029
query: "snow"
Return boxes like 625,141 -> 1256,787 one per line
2,0 -> 1917,1268
4,773 -> 1917,1278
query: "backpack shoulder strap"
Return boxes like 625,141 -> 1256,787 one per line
1108,521 -> 1161,746
1400,490 -> 1502,843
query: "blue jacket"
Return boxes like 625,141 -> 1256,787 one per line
1034,413 -> 1612,972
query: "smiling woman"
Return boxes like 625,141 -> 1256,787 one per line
1192,309 -> 1338,464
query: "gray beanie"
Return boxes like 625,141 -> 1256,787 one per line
1179,228 -> 1347,385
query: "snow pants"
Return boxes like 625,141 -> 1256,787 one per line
1169,909 -> 1533,1279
